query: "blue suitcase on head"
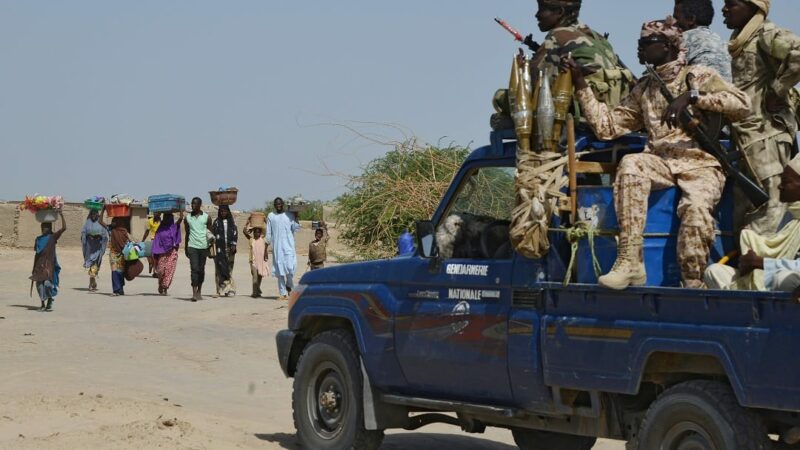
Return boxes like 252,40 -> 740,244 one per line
148,194 -> 186,213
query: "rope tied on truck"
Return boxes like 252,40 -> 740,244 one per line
510,150 -> 570,259
563,221 -> 603,286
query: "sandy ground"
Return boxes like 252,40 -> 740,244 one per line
0,247 -> 624,449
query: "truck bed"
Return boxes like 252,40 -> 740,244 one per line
538,282 -> 800,412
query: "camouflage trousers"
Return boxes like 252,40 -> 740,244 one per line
615,153 -> 725,283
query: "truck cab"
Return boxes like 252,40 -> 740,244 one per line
277,131 -> 800,450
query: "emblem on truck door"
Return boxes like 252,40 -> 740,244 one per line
450,301 -> 470,334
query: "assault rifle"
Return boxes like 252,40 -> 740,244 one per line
645,64 -> 769,209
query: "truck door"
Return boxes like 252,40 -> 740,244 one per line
394,165 -> 515,404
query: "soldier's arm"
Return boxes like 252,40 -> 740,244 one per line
574,81 -> 645,141
763,28 -> 800,98
692,68 -> 752,122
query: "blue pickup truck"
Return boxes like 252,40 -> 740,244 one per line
277,131 -> 800,450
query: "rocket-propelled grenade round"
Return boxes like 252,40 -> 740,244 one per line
495,18 -> 524,42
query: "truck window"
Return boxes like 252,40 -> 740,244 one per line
437,166 -> 515,260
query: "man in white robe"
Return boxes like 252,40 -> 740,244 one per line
705,158 -> 800,297
267,197 -> 301,300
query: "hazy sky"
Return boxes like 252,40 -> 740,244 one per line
1,0 -> 798,209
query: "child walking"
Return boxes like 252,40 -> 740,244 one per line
30,211 -> 66,311
243,220 -> 270,298
308,221 -> 329,271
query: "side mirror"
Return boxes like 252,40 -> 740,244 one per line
415,220 -> 437,259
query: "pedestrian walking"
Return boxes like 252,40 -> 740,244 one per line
30,211 -> 66,311
267,198 -> 300,300
243,221 -> 269,298
212,205 -> 238,297
184,197 -> 212,301
308,221 -> 329,271
81,209 -> 108,292
153,211 -> 183,296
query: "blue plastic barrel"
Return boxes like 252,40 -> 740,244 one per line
575,183 -> 735,287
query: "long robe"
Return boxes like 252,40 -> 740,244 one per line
81,218 -> 108,270
31,230 -> 64,300
266,212 -> 300,277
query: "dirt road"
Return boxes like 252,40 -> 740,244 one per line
0,247 -> 623,449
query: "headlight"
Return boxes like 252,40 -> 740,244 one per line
288,284 -> 307,311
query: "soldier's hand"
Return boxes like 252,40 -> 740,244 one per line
738,250 -> 764,276
661,92 -> 691,129
766,90 -> 788,114
523,34 -> 540,52
559,56 -> 588,89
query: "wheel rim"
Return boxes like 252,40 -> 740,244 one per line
305,361 -> 348,440
661,421 -> 718,450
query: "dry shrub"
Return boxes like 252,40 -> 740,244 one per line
334,138 -> 470,260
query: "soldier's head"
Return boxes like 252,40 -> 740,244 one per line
536,0 -> 581,32
638,17 -> 683,66
674,0 -> 715,31
779,159 -> 800,203
722,0 -> 765,30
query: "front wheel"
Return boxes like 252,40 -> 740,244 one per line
512,429 -> 596,450
632,380 -> 769,450
292,329 -> 384,450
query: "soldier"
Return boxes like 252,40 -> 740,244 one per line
724,0 -> 800,234
530,0 -> 634,105
562,17 -> 751,289
492,0 -> 633,130
674,0 -> 732,81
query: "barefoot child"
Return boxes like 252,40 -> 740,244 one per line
243,222 -> 269,298
30,211 -> 66,311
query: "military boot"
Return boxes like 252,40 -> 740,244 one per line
598,238 -> 646,290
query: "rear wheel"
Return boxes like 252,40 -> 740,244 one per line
632,380 -> 769,450
512,429 -> 596,450
292,329 -> 384,450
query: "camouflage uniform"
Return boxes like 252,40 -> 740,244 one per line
730,20 -> 800,234
532,22 -> 634,106
576,63 -> 751,284
684,27 -> 732,81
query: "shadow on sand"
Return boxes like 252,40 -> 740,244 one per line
8,304 -> 43,311
253,432 -> 517,450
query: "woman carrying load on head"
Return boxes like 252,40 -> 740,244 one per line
212,205 -> 238,297
107,216 -> 132,296
81,208 -> 108,292
153,211 -> 183,295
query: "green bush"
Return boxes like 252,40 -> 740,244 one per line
334,139 -> 470,260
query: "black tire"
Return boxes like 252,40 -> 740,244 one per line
632,380 -> 769,450
292,329 -> 384,450
512,429 -> 597,450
